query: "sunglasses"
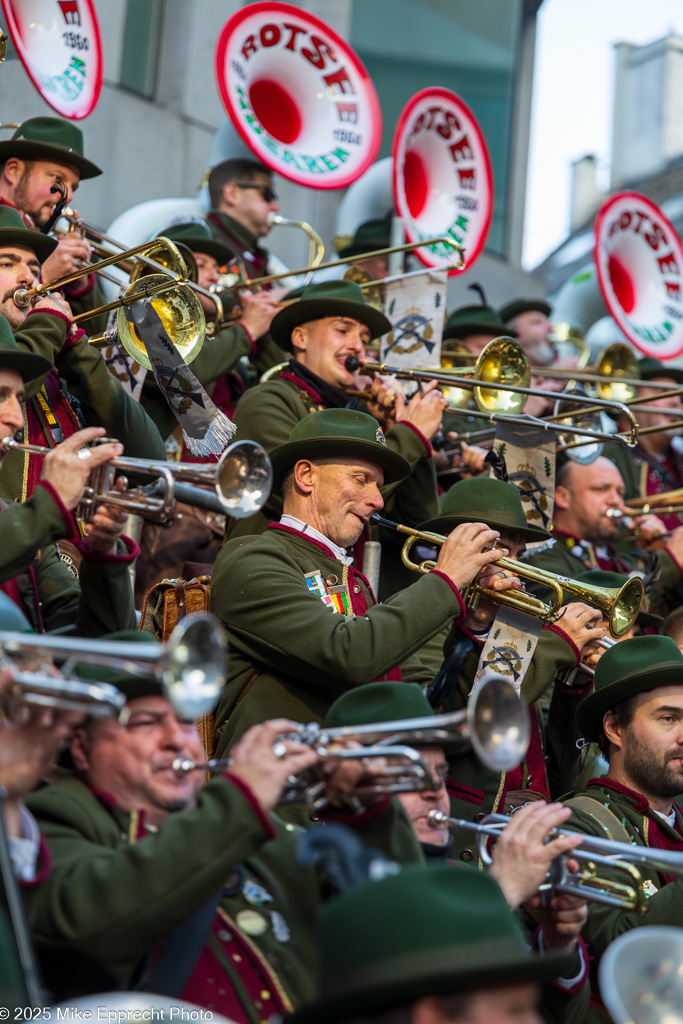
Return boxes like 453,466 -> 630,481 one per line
234,182 -> 278,203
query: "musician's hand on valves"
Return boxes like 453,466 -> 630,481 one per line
435,523 -> 505,595
399,381 -> 448,442
526,882 -> 588,954
236,290 -> 281,339
40,233 -> 93,286
488,801 -> 583,909
40,427 -> 123,512
32,291 -> 73,320
84,476 -> 129,555
459,441 -> 488,477
553,602 -> 607,652
464,562 -> 523,631
227,718 -> 319,813
320,740 -> 388,809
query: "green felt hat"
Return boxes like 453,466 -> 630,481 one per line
0,117 -> 102,179
337,217 -> 392,259
499,298 -> 552,323
0,314 -> 52,385
158,220 -> 233,267
324,681 -> 464,752
420,477 -> 551,544
575,570 -> 661,629
637,357 -> 683,386
269,408 -> 411,492
443,304 -> 516,342
270,279 -> 391,351
576,635 -> 683,742
0,204 -> 57,263
74,630 -> 163,701
291,863 -> 571,1024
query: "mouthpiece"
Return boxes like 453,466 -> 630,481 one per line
12,288 -> 31,308
344,355 -> 361,372
427,810 -> 446,827
268,213 -> 288,226
1,437 -> 18,453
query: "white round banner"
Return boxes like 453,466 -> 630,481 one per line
594,191 -> 683,360
392,87 -> 493,275
215,1 -> 382,190
1,0 -> 102,119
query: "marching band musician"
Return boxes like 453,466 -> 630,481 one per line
206,156 -> 282,285
523,456 -> 683,617
0,205 -> 166,513
0,117 -> 109,333
414,477 -> 604,859
606,355 -> 683,532
209,408 -> 504,767
564,635 -> 683,1023
226,279 -> 445,596
22,645 -> 423,1018
0,314 -> 136,634
499,298 -> 557,370
335,217 -> 392,283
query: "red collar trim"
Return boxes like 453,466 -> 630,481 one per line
278,370 -> 324,404
586,777 -> 651,813
268,521 -> 338,560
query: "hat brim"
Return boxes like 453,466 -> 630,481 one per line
173,235 -> 234,266
0,349 -> 52,387
443,322 -> 518,341
419,511 -> 551,545
576,659 -> 683,741
337,242 -> 389,260
270,436 -> 411,491
271,296 -> 391,351
500,300 -> 552,322
0,140 -> 102,179
640,366 -> 683,386
0,226 -> 58,263
290,946 -> 573,1024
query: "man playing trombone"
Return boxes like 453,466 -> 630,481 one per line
0,204 -> 167,513
206,157 -> 281,283
563,635 -> 683,1022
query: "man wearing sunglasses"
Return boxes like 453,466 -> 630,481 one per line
207,157 -> 280,283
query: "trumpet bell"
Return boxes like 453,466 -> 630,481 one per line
469,675 -> 531,772
599,926 -> 683,1024
161,613 -> 227,721
116,274 -> 205,372
217,440 -> 274,519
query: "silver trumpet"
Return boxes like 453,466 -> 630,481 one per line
0,612 -> 227,721
1,437 -> 273,523
2,669 -> 126,718
428,809 -> 683,915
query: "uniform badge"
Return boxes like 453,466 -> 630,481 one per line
642,879 -> 659,897
243,880 -> 274,906
270,911 -> 291,943
236,909 -> 268,936
376,427 -> 387,445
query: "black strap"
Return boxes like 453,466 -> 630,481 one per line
428,635 -> 476,709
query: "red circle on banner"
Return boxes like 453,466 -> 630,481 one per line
1,0 -> 102,119
215,1 -> 382,189
594,191 -> 683,360
392,87 -> 493,276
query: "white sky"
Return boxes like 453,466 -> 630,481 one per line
523,0 -> 683,269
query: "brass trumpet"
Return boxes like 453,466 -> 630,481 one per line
13,236 -> 205,372
0,612 -> 227,722
428,808 -> 683,915
369,513 -> 644,639
0,437 -> 273,523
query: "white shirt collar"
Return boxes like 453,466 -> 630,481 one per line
280,515 -> 353,565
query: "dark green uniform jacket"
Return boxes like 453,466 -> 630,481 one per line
0,486 -> 137,635
2,310 -> 165,502
521,530 -> 683,619
207,212 -> 270,280
564,777 -> 683,1024
429,621 -> 588,861
210,524 -> 464,757
139,323 -> 285,441
226,366 -> 439,598
25,774 -> 420,1020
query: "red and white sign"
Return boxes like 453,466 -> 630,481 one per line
594,191 -> 683,360
215,1 -> 382,189
392,88 -> 493,276
2,0 -> 102,119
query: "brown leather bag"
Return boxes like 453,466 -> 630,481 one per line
138,574 -> 215,756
